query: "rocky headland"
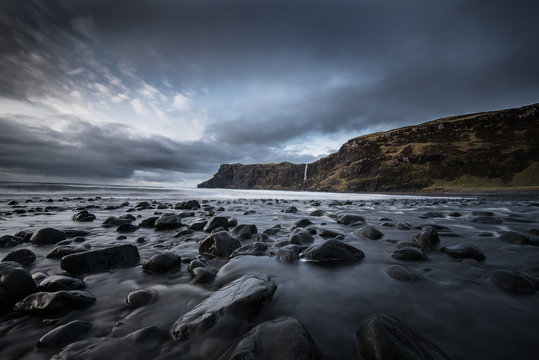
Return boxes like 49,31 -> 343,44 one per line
198,103 -> 539,192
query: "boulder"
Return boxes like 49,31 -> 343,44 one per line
295,218 -> 313,228
30,228 -> 66,245
284,206 -> 298,213
175,200 -> 201,209
354,226 -> 383,240
440,243 -> 485,261
171,273 -> 277,340
102,217 -> 133,227
199,231 -> 241,257
116,223 -> 138,233
139,216 -> 159,228
319,229 -> 344,239
499,231 -> 530,245
356,313 -> 450,360
309,209 -> 324,216
302,240 -> 365,263
0,261 -> 38,312
231,224 -> 258,240
46,244 -> 91,259
230,242 -> 268,258
72,211 -> 96,222
39,275 -> 85,292
203,216 -> 229,232
2,248 -> 36,267
37,320 -> 93,348
191,267 -> 216,284
142,252 -> 182,273
391,247 -> 428,261
14,290 -> 96,316
61,244 -> 140,274
0,235 -> 24,248
126,289 -> 153,308
224,317 -> 326,360
154,213 -> 182,230
487,270 -> 536,294
289,228 -> 314,245
396,222 -> 412,230
276,245 -> 301,263
337,214 -> 366,226
412,226 -> 440,248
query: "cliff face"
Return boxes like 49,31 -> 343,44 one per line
198,103 -> 539,192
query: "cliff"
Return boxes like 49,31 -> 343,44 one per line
198,103 -> 539,192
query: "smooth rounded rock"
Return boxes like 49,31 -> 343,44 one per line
230,242 -> 268,258
231,224 -> 258,240
355,226 -> 383,240
30,228 -> 66,245
126,289 -> 153,308
0,261 -> 38,312
384,265 -> 417,282
37,320 -> 93,348
154,213 -> 182,230
0,235 -> 24,248
302,240 -> 365,263
72,210 -> 96,222
14,290 -> 96,316
487,270 -> 536,294
2,249 -> 36,267
289,228 -> 314,245
39,275 -> 85,292
391,247 -> 428,261
199,231 -> 241,257
142,252 -> 182,273
204,216 -> 230,232
337,214 -> 366,225
441,243 -> 485,261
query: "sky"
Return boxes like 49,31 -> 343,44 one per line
1,0 -> 538,187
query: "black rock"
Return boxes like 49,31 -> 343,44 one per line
38,320 -> 93,348
135,201 -> 152,209
276,245 -> 301,263
471,216 -> 502,224
72,210 -> 96,222
319,229 -> 344,238
189,220 -> 208,231
412,226 -> 440,248
0,261 -> 38,312
199,231 -> 241,257
39,275 -> 85,292
487,270 -> 536,294
396,241 -> 422,249
0,235 -> 24,248
102,217 -> 133,227
30,228 -> 66,245
231,224 -> 258,240
230,242 -> 268,257
355,226 -> 383,240
126,289 -> 153,308
171,273 -> 277,340
139,216 -> 159,228
310,209 -> 324,216
419,212 -> 445,219
46,244 -> 91,259
391,247 -> 428,261
295,218 -> 314,228
174,200 -> 201,209
203,216 -> 229,232
14,290 -> 96,316
61,244 -> 140,274
396,222 -> 412,230
384,265 -> 417,282
228,217 -> 238,227
2,248 -> 36,267
302,240 -> 365,263
499,231 -> 530,245
224,317 -> 326,360
154,213 -> 182,230
356,313 -> 450,360
142,252 -> 182,273
289,228 -> 314,245
14,230 -> 33,241
337,214 -> 366,226
284,206 -> 298,213
192,267 -> 216,283
441,243 -> 485,261
116,223 -> 139,233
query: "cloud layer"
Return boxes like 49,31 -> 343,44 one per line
1,0 -> 538,185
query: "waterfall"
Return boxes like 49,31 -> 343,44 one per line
304,163 -> 308,181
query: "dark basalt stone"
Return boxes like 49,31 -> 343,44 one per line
39,275 -> 85,292
142,252 -> 182,273
199,231 -> 241,257
154,213 -> 182,230
319,229 -> 344,238
230,242 -> 268,258
171,273 -> 277,340
139,216 -> 159,228
30,228 -> 66,245
337,214 -> 366,226
498,231 -> 531,245
231,224 -> 258,240
295,218 -> 313,228
37,320 -> 93,348
384,265 -> 417,282
46,244 -> 91,259
0,261 -> 38,312
2,248 -> 36,267
203,216 -> 230,232
284,206 -> 298,213
61,244 -> 140,274
302,240 -> 365,263
412,226 -> 440,249
0,235 -> 24,248
126,289 -> 153,308
14,290 -> 96,316
72,210 -> 96,222
224,316 -> 326,360
441,243 -> 485,261
391,247 -> 428,261
471,216 -> 502,225
288,228 -> 314,245
116,223 -> 139,233
102,216 -> 133,227
356,313 -> 450,360
191,267 -> 216,284
354,226 -> 383,240
487,270 -> 536,294
276,245 -> 301,263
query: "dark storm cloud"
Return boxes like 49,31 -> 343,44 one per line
0,0 -> 538,182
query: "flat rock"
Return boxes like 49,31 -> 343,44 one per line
224,316 -> 326,360
384,265 -> 417,282
231,224 -> 258,240
171,273 -> 277,340
126,289 -> 153,308
356,313 -> 450,360
391,247 -> 428,261
0,261 -> 38,312
72,210 -> 96,222
102,217 -> 133,227
471,216 -> 502,225
204,216 -> 229,232
441,243 -> 485,261
230,242 -> 268,257
39,275 -> 85,292
14,290 -> 96,316
38,320 -> 93,348
142,252 -> 182,273
154,213 -> 182,230
289,228 -> 314,245
46,244 -> 91,259
337,214 -> 366,226
30,228 -> 66,245
61,244 -> 140,274
0,235 -> 24,248
354,226 -> 383,240
2,248 -> 36,267
487,270 -> 536,294
199,231 -> 241,257
302,240 -> 365,263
